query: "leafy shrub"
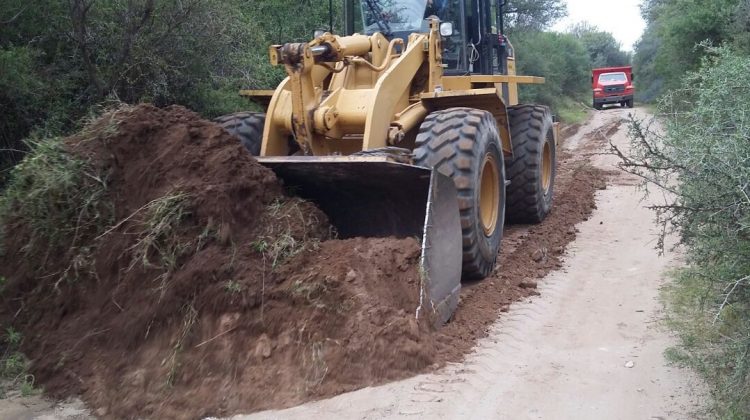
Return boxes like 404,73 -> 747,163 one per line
512,30 -> 591,119
617,47 -> 750,418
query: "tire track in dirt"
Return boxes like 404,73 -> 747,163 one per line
240,107 -> 706,420
0,108 -> 693,419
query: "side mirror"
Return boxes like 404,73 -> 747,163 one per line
440,22 -> 454,37
631,73 -> 635,81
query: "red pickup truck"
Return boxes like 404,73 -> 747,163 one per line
592,66 -> 634,110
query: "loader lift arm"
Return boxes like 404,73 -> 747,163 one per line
216,0 -> 558,327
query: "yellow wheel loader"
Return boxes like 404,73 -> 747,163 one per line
216,0 -> 558,326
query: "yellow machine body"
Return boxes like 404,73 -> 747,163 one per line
229,16 -> 558,326
250,20 -> 553,158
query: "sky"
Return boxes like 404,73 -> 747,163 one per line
552,0 -> 647,51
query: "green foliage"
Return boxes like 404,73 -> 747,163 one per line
569,22 -> 632,68
513,30 -> 591,116
504,0 -> 567,30
0,137 -> 112,260
224,280 -> 242,293
619,47 -> 750,417
5,328 -> 21,347
634,0 -> 750,101
0,0 -> 336,178
553,97 -> 589,125
632,27 -> 663,103
0,326 -> 38,397
129,191 -> 192,273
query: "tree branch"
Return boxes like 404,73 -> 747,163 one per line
69,0 -> 106,96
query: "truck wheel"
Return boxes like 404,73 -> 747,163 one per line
214,112 -> 265,155
415,108 -> 506,280
626,99 -> 634,108
593,102 -> 602,110
505,105 -> 556,224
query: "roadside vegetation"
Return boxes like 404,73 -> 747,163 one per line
0,0 -> 632,182
625,1 -> 750,414
513,21 -> 631,124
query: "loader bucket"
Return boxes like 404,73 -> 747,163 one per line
257,156 -> 462,326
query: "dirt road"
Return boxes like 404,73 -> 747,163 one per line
0,107 -> 706,419
234,107 -> 707,420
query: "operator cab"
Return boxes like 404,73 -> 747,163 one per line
352,0 -> 510,76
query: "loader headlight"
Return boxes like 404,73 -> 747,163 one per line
440,22 -> 454,37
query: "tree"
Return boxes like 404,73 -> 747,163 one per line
632,27 -> 663,102
569,23 -> 631,68
513,31 -> 590,106
504,0 -> 567,30
0,0 -> 336,181
633,0 -> 746,99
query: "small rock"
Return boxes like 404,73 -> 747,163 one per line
566,227 -> 576,235
519,280 -> 537,289
277,330 -> 293,348
531,249 -> 544,262
256,334 -> 272,358
553,246 -> 565,255
127,369 -> 146,388
625,360 -> 635,368
345,269 -> 357,282
599,221 -> 604,225
219,312 -> 240,331
96,407 -> 109,417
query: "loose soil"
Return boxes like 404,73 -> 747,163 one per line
0,105 -> 434,419
0,105 -> 608,418
243,106 -> 706,420
434,130 -> 611,363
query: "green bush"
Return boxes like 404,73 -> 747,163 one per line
0,136 -> 112,262
619,47 -> 750,418
634,0 -> 750,102
512,30 -> 591,119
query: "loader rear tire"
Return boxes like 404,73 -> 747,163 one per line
415,108 -> 506,280
214,112 -> 265,155
505,105 -> 556,224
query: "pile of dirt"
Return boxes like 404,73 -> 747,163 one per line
0,105 -> 436,418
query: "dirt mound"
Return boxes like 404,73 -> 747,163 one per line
0,105 -> 436,418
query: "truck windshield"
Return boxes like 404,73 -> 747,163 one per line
360,0 -> 428,35
598,72 -> 628,83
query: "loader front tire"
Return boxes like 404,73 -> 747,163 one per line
505,105 -> 556,224
214,112 -> 265,155
415,108 -> 506,280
